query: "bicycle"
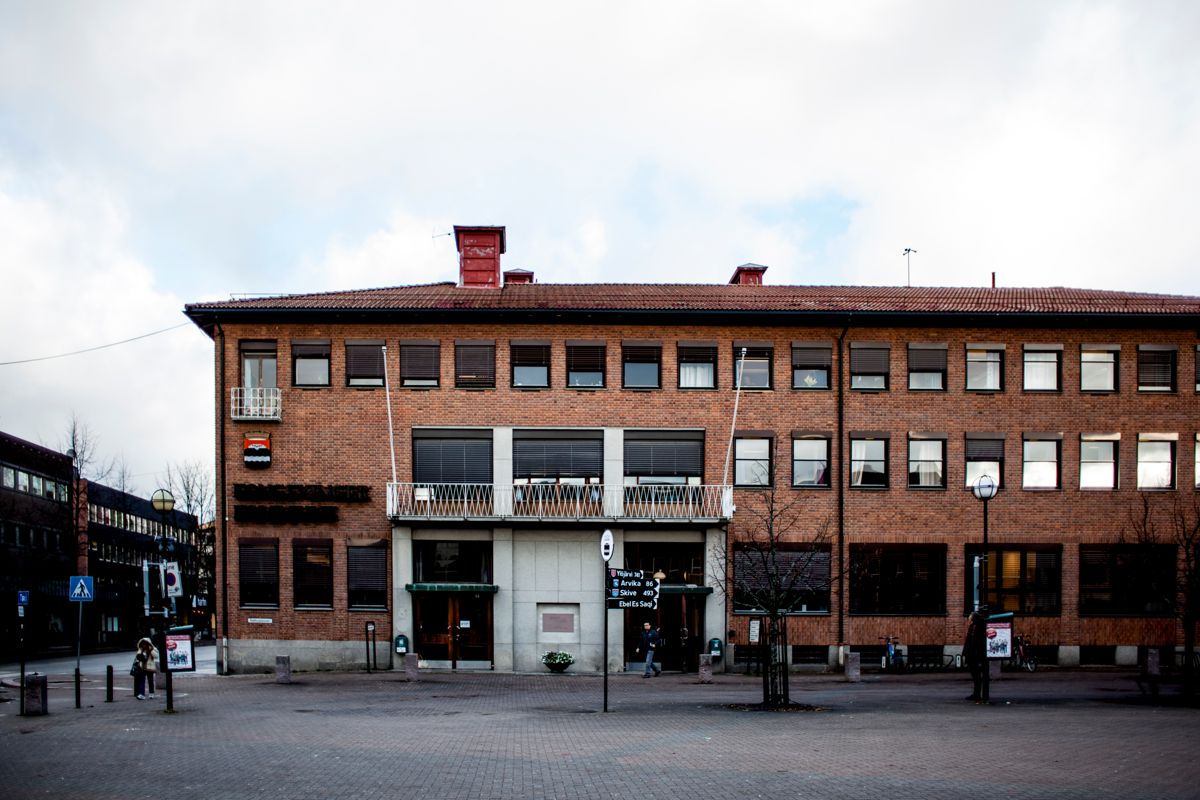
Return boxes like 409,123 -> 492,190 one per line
880,635 -> 905,673
1010,634 -> 1037,672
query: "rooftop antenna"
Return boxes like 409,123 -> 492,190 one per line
902,248 -> 917,287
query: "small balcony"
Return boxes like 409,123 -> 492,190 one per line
231,387 -> 282,421
386,482 -> 734,523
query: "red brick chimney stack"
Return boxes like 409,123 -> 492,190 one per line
729,263 -> 767,285
454,225 -> 506,289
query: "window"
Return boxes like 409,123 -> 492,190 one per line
1080,545 -> 1176,615
1137,346 -> 1176,392
907,345 -> 946,391
1,465 -> 13,488
966,347 -> 1003,391
455,342 -> 495,388
792,345 -> 831,390
623,434 -> 704,486
1195,435 -> 1200,489
347,544 -> 388,610
850,545 -> 946,614
1022,439 -> 1060,489
1196,345 -> 1200,392
1080,435 -> 1118,489
414,540 -> 492,583
964,546 -> 1061,615
850,345 -> 889,390
240,340 -> 277,389
291,340 -> 330,387
1080,346 -> 1118,392
1023,348 -> 1060,391
413,434 -> 493,485
622,344 -> 661,389
566,344 -> 605,388
734,345 -> 772,389
511,343 -> 550,388
1137,435 -> 1175,489
907,438 -> 945,488
734,437 -> 771,486
513,435 -> 603,507
965,436 -> 1003,489
792,437 -> 829,487
678,344 -> 717,389
294,540 -> 333,608
345,342 -> 384,387
849,437 -> 887,488
733,544 -> 831,613
400,342 -> 440,387
238,540 -> 279,608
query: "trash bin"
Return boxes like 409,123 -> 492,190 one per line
24,673 -> 48,716
394,634 -> 409,655
707,638 -> 723,660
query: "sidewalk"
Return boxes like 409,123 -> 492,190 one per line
2,667 -> 1197,800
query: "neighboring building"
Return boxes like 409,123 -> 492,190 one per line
1,430 -> 201,658
184,225 -> 1200,674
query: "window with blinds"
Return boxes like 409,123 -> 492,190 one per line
623,439 -> 703,482
293,540 -> 333,608
850,347 -> 889,390
513,439 -> 602,479
567,345 -> 605,388
511,344 -> 550,388
792,347 -> 831,389
850,544 -> 946,614
965,438 -> 1004,489
733,544 -> 831,613
345,343 -> 385,387
292,341 -> 330,387
400,344 -> 440,387
1079,544 -> 1175,615
413,437 -> 494,484
622,345 -> 661,389
1137,348 -> 1176,392
907,347 -> 946,391
347,544 -> 388,609
678,345 -> 717,389
238,540 -> 278,608
734,346 -> 772,389
963,546 -> 1061,615
455,344 -> 495,388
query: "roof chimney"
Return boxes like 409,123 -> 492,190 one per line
729,263 -> 767,285
454,225 -> 506,289
503,269 -> 534,285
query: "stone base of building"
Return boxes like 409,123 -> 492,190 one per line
226,639 -> 393,674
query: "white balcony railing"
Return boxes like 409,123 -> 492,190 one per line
231,387 -> 282,421
386,482 -> 734,522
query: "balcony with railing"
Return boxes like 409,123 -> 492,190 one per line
386,482 -> 733,523
231,387 -> 282,421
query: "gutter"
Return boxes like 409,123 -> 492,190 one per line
836,316 -> 850,653
217,324 -> 229,673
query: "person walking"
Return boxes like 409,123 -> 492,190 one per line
635,621 -> 661,677
963,612 -> 986,701
135,637 -> 159,699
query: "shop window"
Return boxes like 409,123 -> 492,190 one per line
1080,544 -> 1176,616
850,544 -> 946,614
414,540 -> 492,583
511,343 -> 551,388
238,540 -> 279,608
907,346 -> 946,391
455,342 -> 496,388
347,544 -> 388,610
345,342 -> 385,387
733,543 -> 830,613
1080,435 -> 1118,489
567,344 -> 605,388
292,340 -> 330,387
792,346 -> 831,390
964,546 -> 1061,615
400,343 -> 440,387
678,345 -> 717,389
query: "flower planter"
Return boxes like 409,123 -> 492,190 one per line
545,662 -> 570,673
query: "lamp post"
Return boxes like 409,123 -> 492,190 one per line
971,474 -> 997,703
150,488 -> 176,711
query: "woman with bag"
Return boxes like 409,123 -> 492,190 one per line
137,637 -> 159,699
132,639 -> 149,699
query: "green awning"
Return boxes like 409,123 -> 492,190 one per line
404,582 -> 499,594
659,585 -> 713,595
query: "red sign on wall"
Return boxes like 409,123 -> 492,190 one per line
243,433 -> 271,469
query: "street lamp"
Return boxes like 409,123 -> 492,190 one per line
150,488 -> 177,711
971,474 -> 997,702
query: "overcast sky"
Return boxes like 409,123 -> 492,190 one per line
1,2 -> 1197,498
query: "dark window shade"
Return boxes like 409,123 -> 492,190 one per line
567,346 -> 605,372
738,346 -> 772,361
294,541 -> 333,608
733,545 -> 831,613
401,345 -> 440,382
346,345 -> 384,380
514,439 -> 603,478
679,346 -> 717,364
413,439 -> 493,483
966,439 -> 1004,459
623,346 -> 661,363
624,440 -> 703,477
850,545 -> 947,614
792,347 -> 832,368
292,343 -> 330,358
908,348 -> 947,371
1138,351 -> 1175,389
239,542 -> 278,607
511,344 -> 550,366
348,545 -> 388,609
851,348 -> 889,373
456,345 -> 495,387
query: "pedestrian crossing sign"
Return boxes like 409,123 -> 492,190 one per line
69,575 -> 94,602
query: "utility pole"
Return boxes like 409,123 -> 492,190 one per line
903,248 -> 917,287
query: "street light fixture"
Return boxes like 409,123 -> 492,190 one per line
150,488 -> 177,711
971,474 -> 997,703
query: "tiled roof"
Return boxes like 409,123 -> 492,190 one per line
185,282 -> 1200,316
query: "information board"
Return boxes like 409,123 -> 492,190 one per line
164,633 -> 196,672
605,568 -> 660,610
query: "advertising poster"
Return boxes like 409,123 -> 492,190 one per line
165,633 -> 196,672
986,620 -> 1012,659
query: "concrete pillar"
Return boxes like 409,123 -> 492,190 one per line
404,652 -> 420,681
275,655 -> 292,684
845,652 -> 861,682
704,526 -> 727,672
698,653 -> 713,683
493,527 -> 514,671
603,428 -> 623,516
391,525 -> 413,670
1059,645 -> 1080,667
494,427 -> 513,515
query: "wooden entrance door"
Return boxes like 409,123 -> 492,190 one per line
414,593 -> 493,668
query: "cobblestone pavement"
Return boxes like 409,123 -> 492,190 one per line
1,667 -> 1197,800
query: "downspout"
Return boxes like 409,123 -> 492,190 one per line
836,317 -> 850,653
217,324 -> 229,673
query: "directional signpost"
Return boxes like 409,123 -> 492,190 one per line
17,590 -> 29,715
69,576 -> 93,709
606,569 -> 661,610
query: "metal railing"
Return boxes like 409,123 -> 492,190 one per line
386,483 -> 733,521
231,387 -> 282,421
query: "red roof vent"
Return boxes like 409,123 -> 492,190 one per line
503,269 -> 534,285
729,263 -> 767,285
454,225 -> 506,289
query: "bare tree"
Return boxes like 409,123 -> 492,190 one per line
1124,494 -> 1200,697
163,459 -> 215,524
59,413 -> 113,483
714,480 -> 834,708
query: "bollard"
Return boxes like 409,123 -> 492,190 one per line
75,667 -> 81,709
106,665 -> 113,702
275,655 -> 292,684
989,660 -> 1001,681
403,652 -> 420,682
845,652 -> 861,683
23,673 -> 48,715
697,653 -> 713,684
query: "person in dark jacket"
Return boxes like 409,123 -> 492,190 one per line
635,622 -> 661,677
964,611 -> 987,701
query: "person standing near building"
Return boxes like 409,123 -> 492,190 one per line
132,639 -> 151,699
135,637 -> 159,699
636,621 -> 661,677
964,612 -> 986,701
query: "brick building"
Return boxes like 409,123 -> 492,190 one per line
185,225 -> 1200,674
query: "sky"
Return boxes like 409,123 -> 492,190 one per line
1,1 -> 1198,499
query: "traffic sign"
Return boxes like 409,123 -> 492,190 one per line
69,576 -> 94,602
17,590 -> 30,605
600,530 -> 614,562
164,561 -> 183,598
605,568 -> 660,610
